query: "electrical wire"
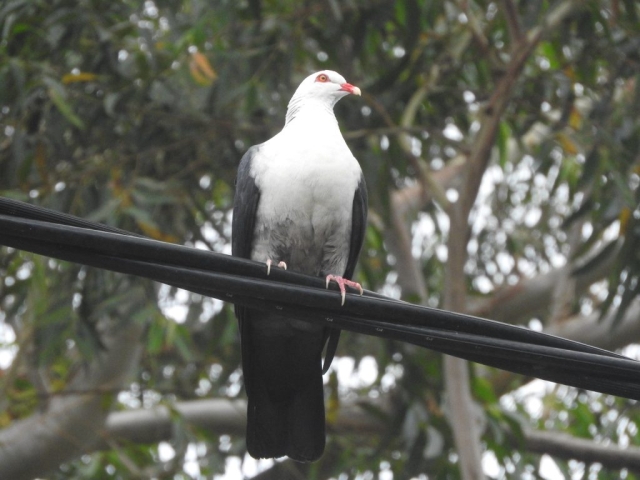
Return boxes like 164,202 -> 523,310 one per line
1,197 -> 639,400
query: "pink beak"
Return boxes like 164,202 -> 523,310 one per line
340,83 -> 362,96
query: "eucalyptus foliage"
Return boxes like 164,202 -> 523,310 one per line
1,1 -> 640,479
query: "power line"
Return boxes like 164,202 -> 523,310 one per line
1,197 -> 639,400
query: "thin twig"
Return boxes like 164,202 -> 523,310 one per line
500,0 -> 524,46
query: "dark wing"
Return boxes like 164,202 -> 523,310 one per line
345,173 -> 368,280
231,146 -> 261,260
322,173 -> 368,373
231,147 -> 261,393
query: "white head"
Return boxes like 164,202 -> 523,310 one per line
285,70 -> 361,124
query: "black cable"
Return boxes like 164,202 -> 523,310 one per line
0,214 -> 624,358
1,198 -> 640,400
0,197 -> 143,237
3,231 -> 640,399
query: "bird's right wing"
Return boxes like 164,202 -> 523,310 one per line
231,147 -> 262,394
231,146 -> 261,260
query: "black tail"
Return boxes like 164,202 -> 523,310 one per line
241,310 -> 326,462
246,368 -> 325,462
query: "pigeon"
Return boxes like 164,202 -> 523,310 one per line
232,70 -> 368,462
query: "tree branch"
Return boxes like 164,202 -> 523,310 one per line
469,240 -> 620,325
0,301 -> 146,480
522,429 -> 640,472
384,163 -> 464,297
442,2 -> 583,478
103,398 -> 386,448
500,0 -> 524,46
546,297 -> 640,352
97,396 -> 640,474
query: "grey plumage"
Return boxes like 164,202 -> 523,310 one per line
232,70 -> 367,462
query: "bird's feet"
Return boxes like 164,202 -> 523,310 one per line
266,259 -> 287,275
325,275 -> 363,306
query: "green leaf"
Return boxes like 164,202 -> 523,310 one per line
147,319 -> 165,355
622,0 -> 638,23
173,327 -> 195,361
538,41 -> 561,70
473,376 -> 498,403
45,81 -> 85,130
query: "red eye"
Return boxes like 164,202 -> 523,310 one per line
316,74 -> 329,83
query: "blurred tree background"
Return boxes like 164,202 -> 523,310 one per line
1,0 -> 640,478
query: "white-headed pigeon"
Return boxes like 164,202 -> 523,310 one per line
232,70 -> 368,462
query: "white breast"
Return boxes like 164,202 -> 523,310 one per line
248,109 -> 361,274
251,117 -> 361,226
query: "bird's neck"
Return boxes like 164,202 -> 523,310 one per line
284,97 -> 339,128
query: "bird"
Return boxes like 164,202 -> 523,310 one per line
231,70 -> 368,462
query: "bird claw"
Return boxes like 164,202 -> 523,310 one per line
325,274 -> 363,306
266,259 -> 287,276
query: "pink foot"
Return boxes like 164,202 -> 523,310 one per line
325,275 -> 363,306
266,259 -> 287,275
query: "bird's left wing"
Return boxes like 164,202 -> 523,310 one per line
345,173 -> 368,280
322,173 -> 368,373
